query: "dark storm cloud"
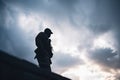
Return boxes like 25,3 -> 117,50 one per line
87,0 -> 120,71
89,0 -> 120,37
4,0 -> 44,12
0,0 -> 10,52
87,48 -> 120,79
0,0 -> 34,59
87,48 -> 119,70
89,24 -> 112,35
56,0 -> 79,10
4,0 -> 81,22
4,0 -> 120,31
90,0 -> 120,23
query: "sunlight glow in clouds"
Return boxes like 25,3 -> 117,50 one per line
52,27 -> 80,56
93,31 -> 115,50
61,65 -> 114,80
18,13 -> 40,34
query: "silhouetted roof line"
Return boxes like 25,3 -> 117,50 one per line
0,50 -> 71,80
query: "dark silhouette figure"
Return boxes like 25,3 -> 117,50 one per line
34,28 -> 53,71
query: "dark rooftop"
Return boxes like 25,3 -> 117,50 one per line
0,50 -> 71,80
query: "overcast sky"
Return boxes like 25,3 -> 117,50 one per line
0,0 -> 120,80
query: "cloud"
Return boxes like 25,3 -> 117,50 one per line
0,0 -> 11,52
88,24 -> 112,35
87,48 -> 119,70
85,0 -> 120,74
53,52 -> 84,68
55,0 -> 79,12
0,0 -> 36,63
88,0 -> 120,49
85,48 -> 120,80
51,51 -> 84,74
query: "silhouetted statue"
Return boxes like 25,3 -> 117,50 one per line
34,28 -> 53,71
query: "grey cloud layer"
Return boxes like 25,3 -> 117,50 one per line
87,48 -> 119,70
53,52 -> 84,68
0,0 -> 34,60
87,0 -> 120,70
89,0 -> 120,46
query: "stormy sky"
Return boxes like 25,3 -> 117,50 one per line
0,0 -> 120,80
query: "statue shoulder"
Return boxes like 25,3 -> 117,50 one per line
36,32 -> 45,38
